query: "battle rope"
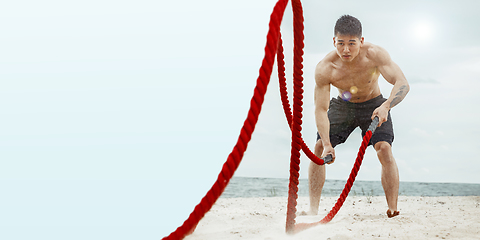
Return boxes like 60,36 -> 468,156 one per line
284,0 -> 305,233
274,0 -> 380,233
290,119 -> 379,233
162,0 -> 289,239
163,0 -> 378,238
276,31 -> 328,166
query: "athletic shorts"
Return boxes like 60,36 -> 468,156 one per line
316,94 -> 394,147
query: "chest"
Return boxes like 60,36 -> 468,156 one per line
330,62 -> 379,90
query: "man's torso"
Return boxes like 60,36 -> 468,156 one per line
320,42 -> 382,103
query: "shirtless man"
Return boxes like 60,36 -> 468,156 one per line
309,15 -> 409,218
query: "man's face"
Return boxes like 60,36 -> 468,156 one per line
333,35 -> 364,62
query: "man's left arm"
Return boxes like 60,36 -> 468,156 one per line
374,46 -> 410,126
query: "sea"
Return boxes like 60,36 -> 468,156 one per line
221,177 -> 480,198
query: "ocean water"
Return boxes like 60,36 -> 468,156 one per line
221,177 -> 480,198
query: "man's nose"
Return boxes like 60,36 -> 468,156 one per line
343,47 -> 350,53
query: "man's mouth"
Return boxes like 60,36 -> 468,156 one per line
343,55 -> 351,58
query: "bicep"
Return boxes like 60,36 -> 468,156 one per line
376,48 -> 406,85
314,62 -> 332,113
379,61 -> 406,85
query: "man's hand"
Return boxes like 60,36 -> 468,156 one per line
322,145 -> 336,164
372,104 -> 390,127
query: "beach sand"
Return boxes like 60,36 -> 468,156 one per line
185,196 -> 480,240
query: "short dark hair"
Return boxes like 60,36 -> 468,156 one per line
334,15 -> 362,39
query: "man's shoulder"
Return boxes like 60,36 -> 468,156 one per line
316,51 -> 337,73
364,42 -> 390,64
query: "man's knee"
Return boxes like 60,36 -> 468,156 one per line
375,141 -> 391,151
375,141 -> 394,163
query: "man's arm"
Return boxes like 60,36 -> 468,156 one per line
314,65 -> 335,162
373,46 -> 410,125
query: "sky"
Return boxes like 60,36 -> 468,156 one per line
1,0 -> 480,239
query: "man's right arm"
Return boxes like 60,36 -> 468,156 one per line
314,67 -> 336,162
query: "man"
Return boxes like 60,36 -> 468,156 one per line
309,15 -> 409,218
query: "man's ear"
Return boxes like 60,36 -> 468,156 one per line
360,37 -> 365,45
333,37 -> 336,47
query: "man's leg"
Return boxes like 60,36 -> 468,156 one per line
308,139 -> 326,215
374,141 -> 399,217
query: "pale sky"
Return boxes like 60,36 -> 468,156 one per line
1,0 -> 479,239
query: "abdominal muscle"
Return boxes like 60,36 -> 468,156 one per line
336,84 -> 382,103
333,73 -> 382,103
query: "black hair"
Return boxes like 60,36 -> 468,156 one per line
334,15 -> 362,38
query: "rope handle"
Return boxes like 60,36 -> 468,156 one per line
321,116 -> 379,165
368,116 -> 380,133
322,155 -> 334,164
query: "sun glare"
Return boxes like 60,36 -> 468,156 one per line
413,21 -> 434,42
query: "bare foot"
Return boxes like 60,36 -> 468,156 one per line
386,209 -> 400,218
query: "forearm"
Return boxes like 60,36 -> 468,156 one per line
383,79 -> 410,110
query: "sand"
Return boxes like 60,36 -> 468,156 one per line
184,196 -> 480,240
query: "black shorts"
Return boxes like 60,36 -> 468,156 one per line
316,95 -> 394,147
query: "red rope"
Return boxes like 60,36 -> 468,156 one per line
320,131 -> 373,223
163,0 -> 371,238
276,32 -> 324,166
277,0 -> 374,233
293,131 -> 373,233
279,31 -> 373,228
162,0 -> 289,239
285,0 -> 304,232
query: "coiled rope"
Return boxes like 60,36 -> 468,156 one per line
162,0 -> 378,238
